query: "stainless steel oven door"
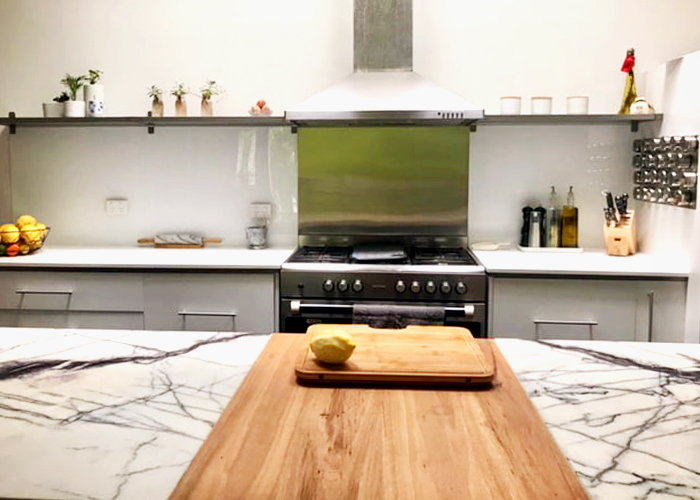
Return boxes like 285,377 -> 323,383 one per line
279,299 -> 486,337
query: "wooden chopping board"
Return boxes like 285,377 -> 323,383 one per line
296,324 -> 494,385
168,335 -> 590,500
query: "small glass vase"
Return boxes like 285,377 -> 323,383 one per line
151,100 -> 164,118
201,99 -> 213,117
175,97 -> 187,117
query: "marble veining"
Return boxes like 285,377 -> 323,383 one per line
0,329 -> 699,500
0,328 -> 270,500
495,339 -> 700,500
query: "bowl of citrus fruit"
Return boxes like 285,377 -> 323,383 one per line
0,215 -> 50,257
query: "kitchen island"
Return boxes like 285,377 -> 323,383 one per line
0,328 -> 698,499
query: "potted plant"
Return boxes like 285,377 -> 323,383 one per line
171,82 -> 189,117
148,85 -> 164,117
199,80 -> 225,116
83,69 -> 104,117
42,91 -> 69,118
61,73 -> 86,117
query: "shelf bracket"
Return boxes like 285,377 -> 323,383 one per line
146,111 -> 155,134
469,123 -> 477,132
8,111 -> 16,134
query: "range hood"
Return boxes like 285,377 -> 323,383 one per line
285,0 -> 484,126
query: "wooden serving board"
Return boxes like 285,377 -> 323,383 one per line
168,336 -> 589,500
296,324 -> 494,385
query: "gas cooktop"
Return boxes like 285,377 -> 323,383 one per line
286,246 -> 479,266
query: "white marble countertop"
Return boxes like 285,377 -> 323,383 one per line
0,328 -> 698,500
0,246 -> 296,270
473,248 -> 689,278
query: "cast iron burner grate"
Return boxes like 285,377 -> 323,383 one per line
289,246 -> 478,266
289,246 -> 352,264
411,247 -> 477,265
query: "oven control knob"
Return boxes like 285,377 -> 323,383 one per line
337,279 -> 349,292
352,279 -> 364,293
425,281 -> 437,294
395,280 -> 406,293
322,279 -> 334,292
410,281 -> 421,293
455,282 -> 467,295
440,281 -> 452,294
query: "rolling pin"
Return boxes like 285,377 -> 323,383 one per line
138,233 -> 223,247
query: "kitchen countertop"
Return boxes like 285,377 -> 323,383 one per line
0,246 -> 689,278
473,248 -> 689,278
0,328 -> 698,500
0,246 -> 296,270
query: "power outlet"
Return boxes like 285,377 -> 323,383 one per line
105,198 -> 128,216
249,202 -> 272,220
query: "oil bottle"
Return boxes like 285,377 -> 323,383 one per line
546,186 -> 559,247
560,186 -> 579,247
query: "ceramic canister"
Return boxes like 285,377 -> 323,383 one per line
531,96 -> 552,115
567,96 -> 589,114
500,96 -> 522,115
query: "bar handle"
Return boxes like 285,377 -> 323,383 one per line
647,291 -> 655,342
533,319 -> 598,340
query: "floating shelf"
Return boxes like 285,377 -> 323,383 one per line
0,112 -> 662,134
472,113 -> 662,132
0,112 -> 290,134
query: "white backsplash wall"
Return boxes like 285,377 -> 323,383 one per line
469,124 -> 636,249
0,128 -> 11,223
9,127 -> 298,248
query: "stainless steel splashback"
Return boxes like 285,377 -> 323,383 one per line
297,127 -> 469,244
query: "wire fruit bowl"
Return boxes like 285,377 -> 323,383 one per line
0,226 -> 50,256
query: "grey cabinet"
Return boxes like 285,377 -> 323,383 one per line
143,272 -> 277,333
0,270 -> 145,329
489,277 -> 686,342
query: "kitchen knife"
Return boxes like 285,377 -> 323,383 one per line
602,190 -> 618,224
617,193 -> 629,219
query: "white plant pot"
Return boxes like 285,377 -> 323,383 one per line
84,84 -> 104,117
64,100 -> 86,118
42,102 -> 64,118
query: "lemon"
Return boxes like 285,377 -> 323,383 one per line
309,329 -> 356,364
0,223 -> 20,244
20,224 -> 42,243
15,215 -> 37,228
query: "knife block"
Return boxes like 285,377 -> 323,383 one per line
603,210 -> 636,256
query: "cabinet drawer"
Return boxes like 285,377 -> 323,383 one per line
0,271 -> 144,313
144,272 -> 276,333
490,278 -> 639,341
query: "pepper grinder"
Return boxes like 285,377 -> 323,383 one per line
520,207 -> 533,247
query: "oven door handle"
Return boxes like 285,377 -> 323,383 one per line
290,300 -> 475,318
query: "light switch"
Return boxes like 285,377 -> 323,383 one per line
249,202 -> 272,220
105,198 -> 128,216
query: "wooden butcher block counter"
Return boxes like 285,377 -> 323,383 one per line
169,334 -> 589,500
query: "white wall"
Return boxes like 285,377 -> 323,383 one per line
10,126 -> 298,247
1,1 -> 700,249
415,0 -> 700,114
638,50 -> 700,343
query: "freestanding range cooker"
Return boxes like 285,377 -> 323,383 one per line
281,126 -> 485,334
279,245 -> 488,336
